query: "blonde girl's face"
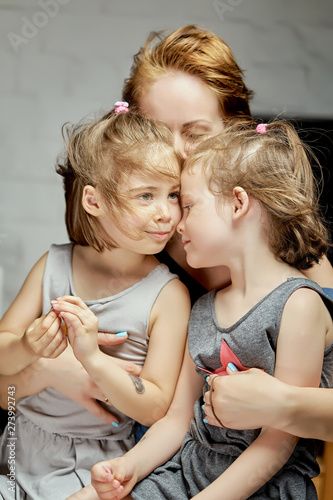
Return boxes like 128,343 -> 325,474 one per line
100,169 -> 181,255
139,71 -> 224,159
177,166 -> 233,269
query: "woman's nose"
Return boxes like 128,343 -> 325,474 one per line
173,134 -> 188,160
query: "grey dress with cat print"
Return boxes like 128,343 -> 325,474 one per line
132,277 -> 333,500
0,243 -> 178,500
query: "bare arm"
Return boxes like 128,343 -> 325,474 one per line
0,346 -> 145,427
90,346 -> 203,499
55,279 -> 191,425
0,331 -> 141,404
0,253 -> 68,375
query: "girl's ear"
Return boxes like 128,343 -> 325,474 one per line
232,186 -> 249,220
82,186 -> 103,216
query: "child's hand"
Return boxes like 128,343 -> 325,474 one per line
91,457 -> 138,499
23,310 -> 67,359
51,296 -> 99,362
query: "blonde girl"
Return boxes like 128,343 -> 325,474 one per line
0,110 -> 190,499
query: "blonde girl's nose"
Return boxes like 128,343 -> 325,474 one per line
154,201 -> 172,222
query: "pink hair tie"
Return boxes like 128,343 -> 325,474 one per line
256,123 -> 267,134
114,101 -> 129,114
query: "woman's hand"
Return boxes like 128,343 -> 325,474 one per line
45,348 -> 142,425
204,368 -> 284,430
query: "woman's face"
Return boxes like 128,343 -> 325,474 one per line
139,71 -> 224,159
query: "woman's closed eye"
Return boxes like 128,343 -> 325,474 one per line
183,126 -> 212,144
184,133 -> 207,145
187,133 -> 206,140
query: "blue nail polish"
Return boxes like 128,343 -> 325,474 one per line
206,376 -> 210,383
201,404 -> 205,411
116,331 -> 127,337
112,422 -> 119,427
203,418 -> 208,424
228,362 -> 238,371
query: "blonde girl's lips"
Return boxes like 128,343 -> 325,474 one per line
148,231 -> 171,241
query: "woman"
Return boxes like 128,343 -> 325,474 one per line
1,24 -> 333,445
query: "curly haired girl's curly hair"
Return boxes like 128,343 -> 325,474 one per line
186,119 -> 330,270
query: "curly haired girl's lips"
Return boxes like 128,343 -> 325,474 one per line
182,239 -> 190,248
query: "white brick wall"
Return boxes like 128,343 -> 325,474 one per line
1,0 -> 333,314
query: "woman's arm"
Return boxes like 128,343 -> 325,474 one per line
0,331 -> 141,403
55,279 -> 191,424
0,347 -> 144,425
199,287 -> 330,500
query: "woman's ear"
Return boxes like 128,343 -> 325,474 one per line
82,186 -> 102,216
232,186 -> 249,220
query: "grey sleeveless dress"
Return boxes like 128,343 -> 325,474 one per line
0,243 -> 178,500
132,278 -> 333,500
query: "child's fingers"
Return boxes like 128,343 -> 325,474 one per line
25,315 -> 66,357
60,311 -> 83,336
91,460 -> 129,498
52,300 -> 98,330
39,324 -> 67,358
93,480 -> 124,500
55,295 -> 89,310
48,335 -> 68,358
92,462 -> 117,483
26,310 -> 60,341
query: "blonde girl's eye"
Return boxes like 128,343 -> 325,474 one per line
139,193 -> 153,201
168,191 -> 180,201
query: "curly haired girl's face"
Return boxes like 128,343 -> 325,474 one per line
177,166 -> 234,269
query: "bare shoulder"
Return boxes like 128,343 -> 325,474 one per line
286,286 -> 327,313
282,287 -> 329,327
18,251 -> 49,291
283,286 -> 333,344
0,251 -> 49,329
155,277 -> 190,309
149,278 -> 191,331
